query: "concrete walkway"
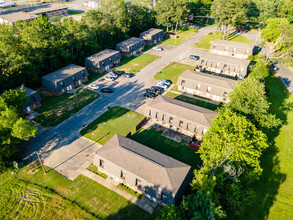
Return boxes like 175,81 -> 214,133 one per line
80,168 -> 156,214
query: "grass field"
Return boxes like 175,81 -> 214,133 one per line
7,166 -> 159,219
87,163 -> 108,179
162,28 -> 198,46
34,88 -> 99,127
80,106 -> 145,145
0,172 -> 95,220
164,92 -> 220,111
241,75 -> 293,219
194,31 -> 252,49
115,54 -> 158,74
118,183 -> 143,199
154,63 -> 194,84
131,128 -> 201,169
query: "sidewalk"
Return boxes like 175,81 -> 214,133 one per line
80,169 -> 157,214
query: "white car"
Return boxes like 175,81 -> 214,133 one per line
153,46 -> 163,51
105,76 -> 115,81
88,84 -> 100,90
108,73 -> 118,78
157,82 -> 169,89
160,80 -> 171,86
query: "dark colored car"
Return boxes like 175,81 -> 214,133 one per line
189,55 -> 200,60
144,92 -> 156,99
146,88 -> 160,96
100,88 -> 113,93
151,86 -> 163,94
113,70 -> 125,75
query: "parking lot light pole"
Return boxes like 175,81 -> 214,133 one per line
74,90 -> 79,110
36,151 -> 46,175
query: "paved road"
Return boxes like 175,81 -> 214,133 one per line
22,26 -> 218,179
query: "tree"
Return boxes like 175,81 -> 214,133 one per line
249,56 -> 269,80
261,18 -> 290,42
180,191 -> 226,220
0,89 -> 37,170
157,204 -> 182,220
0,86 -> 28,112
253,0 -> 283,25
196,108 -> 268,182
211,0 -> 249,39
279,0 -> 293,23
227,78 -> 280,129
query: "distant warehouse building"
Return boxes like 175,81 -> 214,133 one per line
209,39 -> 254,59
95,134 -> 192,205
197,53 -> 251,79
0,12 -> 36,25
177,70 -> 237,103
116,37 -> 145,57
42,64 -> 89,94
85,49 -> 121,73
32,4 -> 68,19
139,28 -> 164,45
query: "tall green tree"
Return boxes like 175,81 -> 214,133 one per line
227,78 -> 280,129
0,89 -> 37,170
249,56 -> 269,80
211,0 -> 249,39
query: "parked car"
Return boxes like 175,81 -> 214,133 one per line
144,92 -> 156,99
122,73 -> 133,78
151,86 -> 163,94
98,78 -> 105,82
88,84 -> 99,90
105,76 -> 115,81
146,89 -> 159,96
113,70 -> 125,75
271,63 -> 278,71
153,46 -> 163,51
189,55 -> 200,60
100,88 -> 113,93
108,73 -> 118,78
157,82 -> 169,89
160,80 -> 171,86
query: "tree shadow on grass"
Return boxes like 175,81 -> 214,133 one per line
241,75 -> 291,219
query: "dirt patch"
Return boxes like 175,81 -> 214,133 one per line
132,63 -> 139,66
53,101 -> 75,116
128,113 -> 137,118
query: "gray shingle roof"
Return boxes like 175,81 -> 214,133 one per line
97,134 -> 191,194
200,53 -> 251,66
211,39 -> 254,49
179,70 -> 237,90
140,28 -> 164,36
32,4 -> 68,14
148,95 -> 218,127
0,12 -> 36,23
85,49 -> 120,63
42,64 -> 86,83
116,37 -> 145,48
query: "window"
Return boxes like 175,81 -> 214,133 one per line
169,117 -> 173,124
225,46 -> 228,51
216,63 -> 220,67
207,86 -> 211,92
233,48 -> 236,52
99,159 -> 104,168
149,110 -> 152,116
196,84 -> 201,89
245,49 -> 249,54
240,67 -> 244,71
202,128 -> 207,134
161,192 -> 167,200
186,123 -> 191,130
136,178 -> 141,187
109,58 -> 112,62
179,120 -> 183,127
223,91 -> 228,97
213,45 -> 216,49
162,114 -> 166,121
60,81 -> 63,86
121,170 -> 126,180
116,54 -> 118,58
155,112 -> 159,119
194,127 -> 197,133
181,80 -> 185,85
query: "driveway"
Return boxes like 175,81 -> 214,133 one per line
22,26 -> 218,179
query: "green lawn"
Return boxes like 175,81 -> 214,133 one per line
87,163 -> 108,179
68,11 -> 85,15
0,171 -> 95,220
162,28 -> 198,46
84,71 -> 108,85
241,75 -> 293,219
131,128 -> 202,169
118,183 -> 143,199
9,166 -> 159,219
80,106 -> 145,145
164,92 -> 220,111
34,88 -> 99,127
115,54 -> 158,74
195,31 -> 252,49
154,63 -> 194,84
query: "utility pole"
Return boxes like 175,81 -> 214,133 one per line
36,152 -> 46,174
75,90 -> 79,110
